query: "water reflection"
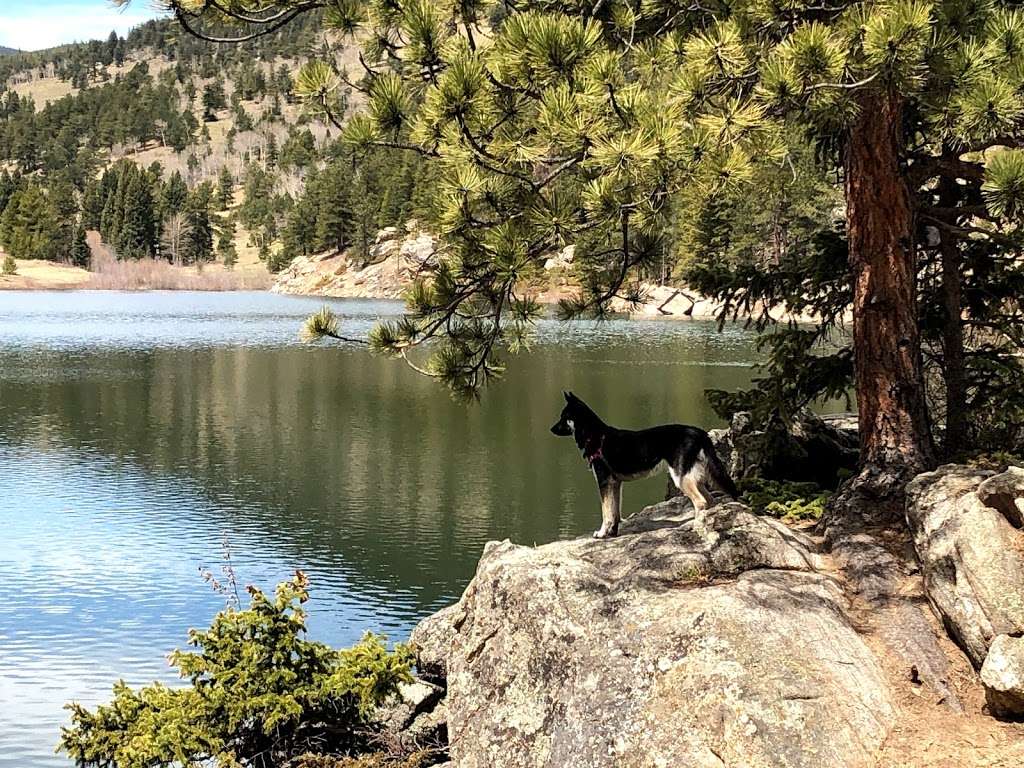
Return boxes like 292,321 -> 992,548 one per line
0,291 -> 758,766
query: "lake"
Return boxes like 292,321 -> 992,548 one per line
0,291 -> 761,766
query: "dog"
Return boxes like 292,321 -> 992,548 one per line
551,391 -> 738,538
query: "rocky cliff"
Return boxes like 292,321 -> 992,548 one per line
271,226 -> 439,300
376,466 -> 1024,767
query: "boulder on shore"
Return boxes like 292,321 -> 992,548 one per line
905,465 -> 1024,668
411,498 -> 894,768
905,464 -> 1024,717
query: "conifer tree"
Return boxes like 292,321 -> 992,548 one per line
181,184 -> 215,265
159,171 -> 189,222
80,180 -> 105,231
163,0 -> 1024,487
69,221 -> 90,268
0,183 -> 60,261
216,166 -> 235,210
314,160 -> 353,254
217,216 -> 239,268
117,165 -> 157,259
281,188 -> 319,266
201,80 -> 226,121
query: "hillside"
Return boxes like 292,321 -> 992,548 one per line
0,14 -> 428,285
0,46 -> 19,56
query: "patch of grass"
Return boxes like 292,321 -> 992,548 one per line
962,451 -> 1024,473
739,478 -> 831,522
679,564 -> 711,585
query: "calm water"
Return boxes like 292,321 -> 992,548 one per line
0,291 -> 760,766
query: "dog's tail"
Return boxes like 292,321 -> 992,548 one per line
705,441 -> 739,499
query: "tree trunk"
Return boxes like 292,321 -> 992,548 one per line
936,169 -> 968,454
843,91 -> 935,488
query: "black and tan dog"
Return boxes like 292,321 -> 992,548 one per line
551,391 -> 738,538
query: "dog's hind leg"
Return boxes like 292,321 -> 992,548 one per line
670,454 -> 719,539
669,462 -> 710,511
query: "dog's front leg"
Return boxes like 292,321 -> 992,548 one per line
593,466 -> 622,539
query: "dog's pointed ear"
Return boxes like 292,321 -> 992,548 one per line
563,390 -> 571,402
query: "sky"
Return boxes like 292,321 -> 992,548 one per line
0,1 -> 167,52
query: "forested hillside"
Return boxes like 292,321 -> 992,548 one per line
0,14 -> 437,274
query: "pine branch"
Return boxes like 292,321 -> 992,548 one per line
805,72 -> 878,92
168,2 -> 323,43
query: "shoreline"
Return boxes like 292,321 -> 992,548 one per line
1,255 -> 848,326
1,273 -> 842,326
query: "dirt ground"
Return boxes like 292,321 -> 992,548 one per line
872,614 -> 1024,767
806,528 -> 1024,768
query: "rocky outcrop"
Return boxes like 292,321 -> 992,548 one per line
410,498 -> 895,768
269,223 -> 833,325
272,225 -> 438,299
906,465 -> 1024,716
905,465 -> 1024,667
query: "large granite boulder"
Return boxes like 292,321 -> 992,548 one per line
905,464 -> 1024,670
411,498 -> 894,768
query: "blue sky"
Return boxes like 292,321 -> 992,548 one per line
0,1 -> 167,52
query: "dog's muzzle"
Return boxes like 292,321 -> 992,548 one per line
551,421 -> 571,436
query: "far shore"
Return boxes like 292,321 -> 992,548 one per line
1,259 -> 844,327
0,257 -> 270,292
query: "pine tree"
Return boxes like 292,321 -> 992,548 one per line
217,216 -> 239,269
180,184 -> 214,265
280,189 -> 319,267
80,180 -> 105,231
201,81 -> 226,121
69,221 -> 90,268
0,183 -> 60,261
159,171 -> 189,222
314,161 -> 353,254
117,166 -> 157,259
168,1 -> 1024,485
216,166 -> 235,210
47,175 -> 80,264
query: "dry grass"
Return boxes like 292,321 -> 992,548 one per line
10,77 -> 76,106
0,230 -> 270,292
0,257 -> 91,290
86,249 -> 270,291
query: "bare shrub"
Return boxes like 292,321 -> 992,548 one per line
87,248 -> 269,291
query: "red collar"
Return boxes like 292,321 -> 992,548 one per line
585,434 -> 605,465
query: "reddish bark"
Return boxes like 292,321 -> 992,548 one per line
843,91 -> 935,484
